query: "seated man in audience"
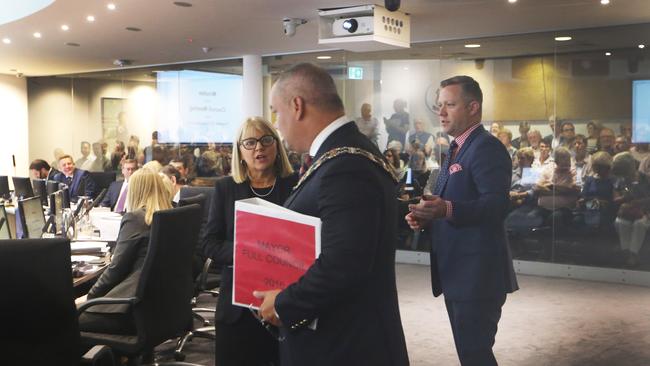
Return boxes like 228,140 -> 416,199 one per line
406,118 -> 434,158
544,115 -> 561,148
573,134 -> 593,180
75,141 -> 93,170
614,135 -> 631,155
598,128 -> 616,156
89,142 -> 111,172
53,155 -> 96,202
534,147 -> 579,230
528,129 -> 543,159
511,121 -> 530,149
506,148 -> 541,230
29,159 -> 59,180
170,158 -> 190,184
101,159 -> 138,212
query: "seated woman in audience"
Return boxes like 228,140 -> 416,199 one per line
384,147 -> 404,174
497,128 -> 518,163
506,148 -> 541,230
532,140 -> 553,168
78,169 -> 172,334
534,147 -> 579,230
612,152 -> 650,266
201,116 -> 297,366
580,151 -> 614,226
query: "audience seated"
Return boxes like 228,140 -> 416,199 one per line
534,147 -> 579,231
586,121 -> 601,153
89,142 -> 111,172
506,148 -> 542,230
497,128 -> 517,162
573,134 -> 593,181
101,158 -> 138,211
53,154 -> 97,202
559,121 -> 576,148
528,129 -> 543,159
76,141 -> 93,170
598,127 -> 616,156
78,168 -> 173,334
612,152 -> 650,267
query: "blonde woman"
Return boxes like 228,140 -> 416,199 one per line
202,116 -> 297,366
79,169 -> 172,334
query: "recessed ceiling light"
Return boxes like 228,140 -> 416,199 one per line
33,32 -> 42,38
508,0 -> 517,3
2,38 -> 11,44
600,0 -> 610,4
107,3 -> 116,10
554,36 -> 572,41
86,15 -> 95,22
316,55 -> 332,60
125,27 -> 142,32
173,1 -> 192,7
61,24 -> 69,31
640,44 -> 646,49
65,42 -> 80,47
403,67 -> 409,71
605,52 -> 612,56
465,44 -> 481,48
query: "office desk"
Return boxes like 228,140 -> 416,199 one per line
73,256 -> 109,297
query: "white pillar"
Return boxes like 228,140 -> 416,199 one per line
242,55 -> 263,118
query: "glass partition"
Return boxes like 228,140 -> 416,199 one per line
27,23 -> 650,271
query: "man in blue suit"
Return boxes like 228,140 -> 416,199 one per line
406,75 -> 518,365
53,154 -> 96,202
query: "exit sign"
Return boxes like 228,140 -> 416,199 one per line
348,66 -> 363,80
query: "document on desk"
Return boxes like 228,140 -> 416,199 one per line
71,241 -> 109,254
89,210 -> 122,241
233,197 -> 321,310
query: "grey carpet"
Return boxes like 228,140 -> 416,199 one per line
166,263 -> 650,366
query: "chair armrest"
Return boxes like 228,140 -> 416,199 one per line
199,258 -> 213,291
77,296 -> 139,314
80,345 -> 115,366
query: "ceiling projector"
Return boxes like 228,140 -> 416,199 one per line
332,16 -> 374,37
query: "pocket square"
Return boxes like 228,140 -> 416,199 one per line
449,163 -> 463,174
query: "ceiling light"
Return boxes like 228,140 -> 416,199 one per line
508,0 -> 517,3
465,44 -> 481,48
554,36 -> 572,41
640,44 -> 646,49
605,52 -> 611,56
316,55 -> 332,60
2,38 -> 10,44
107,3 -> 116,10
33,32 -> 42,38
61,24 -> 69,31
86,15 -> 95,22
600,0 -> 610,4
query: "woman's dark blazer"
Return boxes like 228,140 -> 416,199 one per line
86,209 -> 150,313
201,174 -> 298,323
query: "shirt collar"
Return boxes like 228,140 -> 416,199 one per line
452,123 -> 482,149
309,115 -> 350,157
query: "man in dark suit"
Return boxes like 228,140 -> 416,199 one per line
255,63 -> 409,366
29,159 -> 59,181
406,76 -> 518,366
101,159 -> 138,211
53,154 -> 96,202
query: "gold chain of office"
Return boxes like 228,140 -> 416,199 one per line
294,147 -> 400,190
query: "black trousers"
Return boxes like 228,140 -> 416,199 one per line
214,310 -> 279,366
444,295 -> 507,366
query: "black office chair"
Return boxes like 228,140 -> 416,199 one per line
78,204 -> 202,365
89,172 -> 117,198
175,193 -> 219,360
0,238 -> 114,366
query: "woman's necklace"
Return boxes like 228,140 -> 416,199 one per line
250,178 -> 277,198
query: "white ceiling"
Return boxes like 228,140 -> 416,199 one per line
0,0 -> 649,76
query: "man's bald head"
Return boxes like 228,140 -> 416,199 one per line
273,63 -> 344,114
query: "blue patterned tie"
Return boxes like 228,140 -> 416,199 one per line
433,140 -> 457,195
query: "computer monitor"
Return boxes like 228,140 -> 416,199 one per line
46,180 -> 59,196
0,176 -> 10,199
17,196 -> 45,239
12,177 -> 34,199
31,179 -> 48,207
0,204 -> 11,239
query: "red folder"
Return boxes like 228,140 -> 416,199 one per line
233,198 -> 321,309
